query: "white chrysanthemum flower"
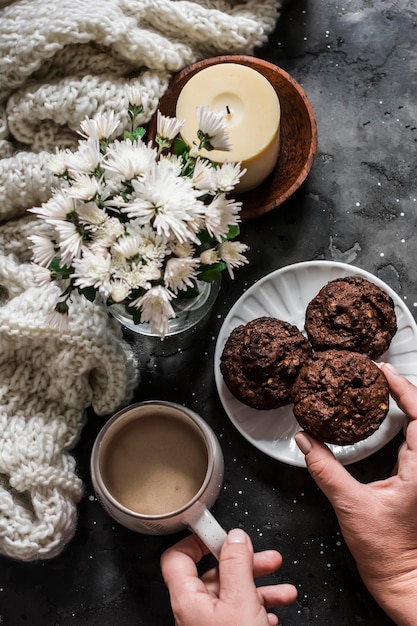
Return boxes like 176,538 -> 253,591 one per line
102,217 -> 125,239
99,182 -> 118,203
169,241 -> 195,259
29,192 -> 77,224
45,309 -> 70,333
66,138 -> 102,176
76,202 -> 108,227
98,180 -> 122,199
200,248 -> 220,266
105,194 -> 127,210
103,138 -> 156,183
156,111 -> 184,141
157,153 -> 183,177
164,257 -> 199,294
126,85 -> 142,107
89,242 -> 114,259
128,223 -> 170,265
67,173 -> 102,200
109,247 -> 128,271
204,194 -> 241,241
116,263 -> 159,291
122,162 -> 205,244
91,219 -> 125,249
219,240 -> 249,279
72,248 -> 112,296
113,226 -> 168,268
28,234 -> 57,268
192,158 -> 216,193
214,161 -> 246,192
54,221 -> 84,267
196,105 -> 232,151
113,234 -> 142,259
49,148 -> 72,176
78,111 -> 120,140
141,242 -> 168,267
109,279 -> 131,303
31,263 -> 53,286
130,285 -> 175,337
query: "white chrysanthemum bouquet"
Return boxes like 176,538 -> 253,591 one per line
29,87 -> 249,337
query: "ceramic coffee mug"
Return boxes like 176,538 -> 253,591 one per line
90,400 -> 227,558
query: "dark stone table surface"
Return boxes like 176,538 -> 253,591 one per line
2,0 -> 417,624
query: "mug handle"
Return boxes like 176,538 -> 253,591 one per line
183,502 -> 227,559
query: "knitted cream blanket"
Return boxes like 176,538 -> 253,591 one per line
0,0 -> 282,560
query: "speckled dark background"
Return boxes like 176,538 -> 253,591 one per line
2,0 -> 417,624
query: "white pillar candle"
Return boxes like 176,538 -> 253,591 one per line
175,63 -> 281,193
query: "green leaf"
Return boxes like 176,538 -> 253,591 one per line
125,305 -> 142,325
132,126 -> 146,140
173,137 -> 189,156
226,224 -> 240,240
48,257 -> 62,273
197,229 -> 215,245
48,258 -> 73,279
198,262 -> 226,282
131,309 -> 142,325
176,287 -> 199,300
78,286 -> 97,302
123,127 -> 145,142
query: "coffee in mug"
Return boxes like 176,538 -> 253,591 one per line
91,401 -> 227,558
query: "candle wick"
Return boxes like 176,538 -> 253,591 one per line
226,105 -> 231,115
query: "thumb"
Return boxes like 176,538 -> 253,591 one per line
218,528 -> 258,604
295,431 -> 363,508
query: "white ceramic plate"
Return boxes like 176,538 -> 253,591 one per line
214,260 -> 417,467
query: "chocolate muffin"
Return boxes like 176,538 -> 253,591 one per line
305,276 -> 397,359
220,317 -> 312,410
293,350 -> 389,445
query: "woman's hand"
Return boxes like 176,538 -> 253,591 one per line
295,362 -> 417,626
160,528 -> 297,626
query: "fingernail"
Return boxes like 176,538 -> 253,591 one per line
227,528 -> 247,544
295,432 -> 312,455
381,362 -> 400,376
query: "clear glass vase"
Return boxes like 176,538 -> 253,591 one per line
108,279 -> 221,340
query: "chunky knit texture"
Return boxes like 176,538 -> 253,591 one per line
0,0 -> 282,560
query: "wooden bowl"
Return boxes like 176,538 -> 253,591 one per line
149,55 -> 318,221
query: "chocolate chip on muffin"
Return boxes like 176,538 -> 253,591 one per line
304,276 -> 397,359
220,316 -> 312,410
293,350 -> 389,445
